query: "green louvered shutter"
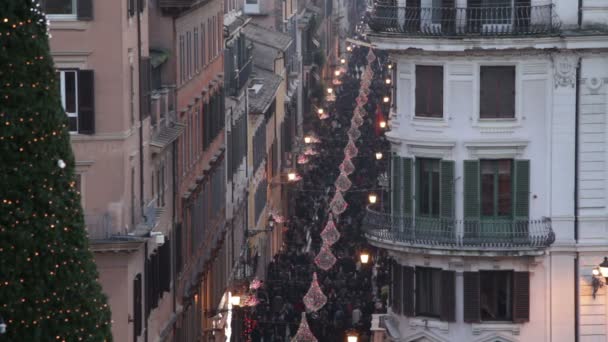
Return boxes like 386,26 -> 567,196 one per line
514,160 -> 530,223
440,160 -> 455,219
402,158 -> 413,217
463,160 -> 480,238
391,155 -> 403,217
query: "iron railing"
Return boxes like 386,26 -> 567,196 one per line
363,207 -> 555,250
85,213 -> 136,242
367,4 -> 561,36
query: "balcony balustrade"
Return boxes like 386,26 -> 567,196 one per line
363,207 -> 555,253
367,4 -> 560,37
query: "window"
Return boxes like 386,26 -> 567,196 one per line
201,24 -> 206,66
56,70 -> 78,132
480,159 -> 512,218
416,267 -> 442,317
194,28 -> 199,72
187,31 -> 192,78
56,69 -> 95,134
480,271 -> 512,321
480,66 -> 515,119
415,66 -> 443,118
42,0 -> 76,15
179,35 -> 185,83
417,158 -> 440,217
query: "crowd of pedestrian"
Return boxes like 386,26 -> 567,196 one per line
246,41 -> 393,342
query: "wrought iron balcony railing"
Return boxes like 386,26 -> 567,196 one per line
367,4 -> 561,36
363,207 -> 555,251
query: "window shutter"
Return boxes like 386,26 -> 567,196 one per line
391,155 -> 403,217
128,0 -> 135,17
133,274 -> 142,338
77,0 -> 93,20
513,272 -> 530,322
140,57 -> 151,119
479,67 -> 491,118
402,158 -> 413,216
463,160 -> 480,219
463,272 -> 481,322
440,270 -> 456,322
77,70 -> 95,134
514,160 -> 530,221
433,66 -> 444,117
502,67 -> 516,118
440,160 -> 455,219
402,266 -> 415,316
415,66 -> 426,117
392,260 -> 402,314
138,0 -> 145,13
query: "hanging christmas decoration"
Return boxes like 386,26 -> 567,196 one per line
344,139 -> 359,158
303,273 -> 327,312
351,114 -> 364,128
347,126 -> 361,141
330,191 -> 348,216
298,155 -> 310,164
367,49 -> 377,63
304,147 -> 318,156
314,244 -> 337,271
250,278 -> 263,290
292,313 -> 318,342
335,172 -> 352,192
339,158 -> 356,175
320,218 -> 340,246
243,295 -> 260,307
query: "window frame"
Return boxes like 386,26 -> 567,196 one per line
480,159 -> 513,219
479,65 -> 516,119
479,270 -> 514,322
414,65 -> 444,119
43,0 -> 77,19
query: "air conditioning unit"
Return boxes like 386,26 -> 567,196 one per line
482,24 -> 512,34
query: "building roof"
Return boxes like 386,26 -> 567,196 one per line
242,23 -> 292,52
248,67 -> 282,114
251,43 -> 281,72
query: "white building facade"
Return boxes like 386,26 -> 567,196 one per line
364,1 -> 608,341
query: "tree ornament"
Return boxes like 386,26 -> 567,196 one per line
351,114 -> 364,128
57,159 -> 66,169
292,313 -> 318,342
303,273 -> 327,312
367,48 -> 377,63
339,158 -> 355,176
330,191 -> 348,216
347,126 -> 361,141
335,172 -> 352,192
320,217 -> 340,246
344,139 -> 359,158
314,244 -> 337,271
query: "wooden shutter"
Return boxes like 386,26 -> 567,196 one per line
479,67 -> 491,118
402,158 -> 413,216
77,0 -> 93,20
463,272 -> 481,322
513,272 -> 530,322
128,0 -> 135,17
133,274 -> 142,339
77,70 -> 95,134
502,66 -> 516,118
415,66 -> 427,116
440,270 -> 456,322
440,160 -> 455,219
402,266 -> 415,316
392,261 -> 402,314
514,160 -> 530,221
140,57 -> 151,119
391,155 -> 402,217
138,0 -> 145,13
463,160 -> 480,219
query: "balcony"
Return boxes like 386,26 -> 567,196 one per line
363,207 -> 555,256
85,214 -> 143,251
227,58 -> 253,97
367,4 -> 560,37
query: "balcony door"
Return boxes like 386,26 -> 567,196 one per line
467,0 -> 531,33
405,0 -> 456,34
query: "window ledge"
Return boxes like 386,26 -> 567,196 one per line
409,317 -> 449,333
48,18 -> 89,31
471,322 -> 521,336
472,118 -> 522,132
411,115 -> 449,128
404,139 -> 456,159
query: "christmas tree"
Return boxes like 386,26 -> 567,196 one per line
0,1 -> 113,340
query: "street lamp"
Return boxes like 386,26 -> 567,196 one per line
375,152 -> 383,160
327,88 -> 333,95
385,78 -> 391,85
334,70 -> 341,77
340,58 -> 346,64
304,136 -> 312,144
359,251 -> 370,265
346,45 -> 352,52
368,193 -> 377,204
383,96 -> 390,103
379,120 -> 387,129
388,63 -> 393,70
346,331 -> 358,342
317,108 -> 324,115
229,294 -> 241,307
287,172 -> 297,182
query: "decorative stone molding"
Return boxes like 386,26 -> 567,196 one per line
472,323 -> 521,336
473,333 -> 519,342
552,53 -> 579,89
405,139 -> 456,159
582,76 -> 607,94
464,140 -> 528,159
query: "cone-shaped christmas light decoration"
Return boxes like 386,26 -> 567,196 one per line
351,113 -> 364,128
335,172 -> 352,192
320,217 -> 340,246
303,273 -> 327,312
344,139 -> 359,158
304,147 -> 318,156
347,126 -> 361,141
340,157 -> 356,176
367,48 -> 377,63
315,244 -> 337,271
330,191 -> 348,216
292,313 -> 318,342
298,155 -> 310,165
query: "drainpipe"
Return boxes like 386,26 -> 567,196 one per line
136,7 -> 148,342
574,60 -> 581,342
171,139 -> 178,337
